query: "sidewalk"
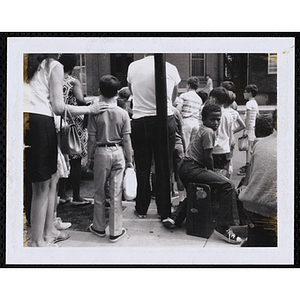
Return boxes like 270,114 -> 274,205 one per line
24,200 -> 246,248
23,136 -> 248,249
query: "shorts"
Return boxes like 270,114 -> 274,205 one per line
24,113 -> 57,182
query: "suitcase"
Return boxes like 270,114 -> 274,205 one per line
186,183 -> 215,238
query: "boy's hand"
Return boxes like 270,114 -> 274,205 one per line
126,162 -> 133,168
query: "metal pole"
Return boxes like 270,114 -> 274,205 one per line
154,54 -> 171,215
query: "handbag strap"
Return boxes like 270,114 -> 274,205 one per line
62,105 -> 76,125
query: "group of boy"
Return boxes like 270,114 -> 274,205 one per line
86,54 -> 261,245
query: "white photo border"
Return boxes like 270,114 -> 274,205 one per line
6,37 -> 295,265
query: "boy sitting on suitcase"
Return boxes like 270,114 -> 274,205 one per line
163,103 -> 242,244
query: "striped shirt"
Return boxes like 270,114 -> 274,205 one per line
176,90 -> 203,120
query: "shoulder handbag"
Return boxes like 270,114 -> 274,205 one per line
123,167 -> 137,200
60,106 -> 81,155
238,134 -> 248,151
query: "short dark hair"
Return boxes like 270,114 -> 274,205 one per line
209,87 -> 229,104
99,75 -> 120,98
255,113 -> 274,137
226,91 -> 236,106
59,54 -> 77,74
186,76 -> 199,90
202,103 -> 221,120
221,81 -> 235,91
196,90 -> 208,102
245,84 -> 258,97
118,87 -> 131,100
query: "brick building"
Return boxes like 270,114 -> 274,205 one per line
74,53 -> 277,105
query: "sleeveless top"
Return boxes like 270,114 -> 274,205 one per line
24,59 -> 62,117
63,75 -> 87,158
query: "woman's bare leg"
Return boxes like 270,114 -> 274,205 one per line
44,172 -> 60,237
30,180 -> 51,247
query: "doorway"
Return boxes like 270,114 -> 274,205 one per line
110,54 -> 134,88
224,54 -> 248,105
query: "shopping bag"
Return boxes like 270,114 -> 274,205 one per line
60,106 -> 81,155
238,135 -> 248,151
123,167 -> 137,200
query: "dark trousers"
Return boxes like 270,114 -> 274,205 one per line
131,115 -> 176,219
243,210 -> 277,247
176,159 -> 237,227
59,157 -> 82,200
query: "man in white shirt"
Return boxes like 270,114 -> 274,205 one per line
127,54 -> 181,222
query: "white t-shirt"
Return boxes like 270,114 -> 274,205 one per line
212,107 -> 233,154
24,59 -> 62,117
127,56 -> 181,119
245,98 -> 259,141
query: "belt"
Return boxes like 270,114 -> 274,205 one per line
97,143 -> 119,147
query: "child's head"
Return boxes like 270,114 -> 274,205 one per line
58,54 -> 77,74
118,87 -> 131,101
224,90 -> 236,108
205,74 -> 211,80
208,87 -> 229,106
221,81 -> 235,91
202,103 -> 222,131
186,76 -> 199,90
196,90 -> 208,102
99,75 -> 120,99
255,113 -> 274,137
244,84 -> 258,99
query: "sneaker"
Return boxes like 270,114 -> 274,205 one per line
237,165 -> 247,176
214,228 -> 242,244
109,228 -> 127,243
88,224 -> 106,237
134,210 -> 147,219
54,217 -> 72,230
162,217 -> 176,229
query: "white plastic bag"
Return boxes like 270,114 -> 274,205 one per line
123,168 -> 137,200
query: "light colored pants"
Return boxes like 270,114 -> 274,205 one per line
182,118 -> 199,149
93,145 -> 125,236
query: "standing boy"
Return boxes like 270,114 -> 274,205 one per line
87,75 -> 133,243
237,84 -> 259,176
163,104 -> 242,244
176,76 -> 203,149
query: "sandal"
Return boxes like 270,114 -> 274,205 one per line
47,242 -> 62,247
45,231 -> 70,244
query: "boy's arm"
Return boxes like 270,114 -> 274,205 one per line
203,148 -> 214,170
87,115 -> 97,169
244,108 -> 251,132
233,114 -> 246,134
123,133 -> 133,168
87,134 -> 96,169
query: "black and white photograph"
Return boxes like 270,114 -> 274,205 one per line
6,36 -> 294,265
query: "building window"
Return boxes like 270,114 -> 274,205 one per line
191,53 -> 205,77
72,54 -> 87,96
268,53 -> 277,74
